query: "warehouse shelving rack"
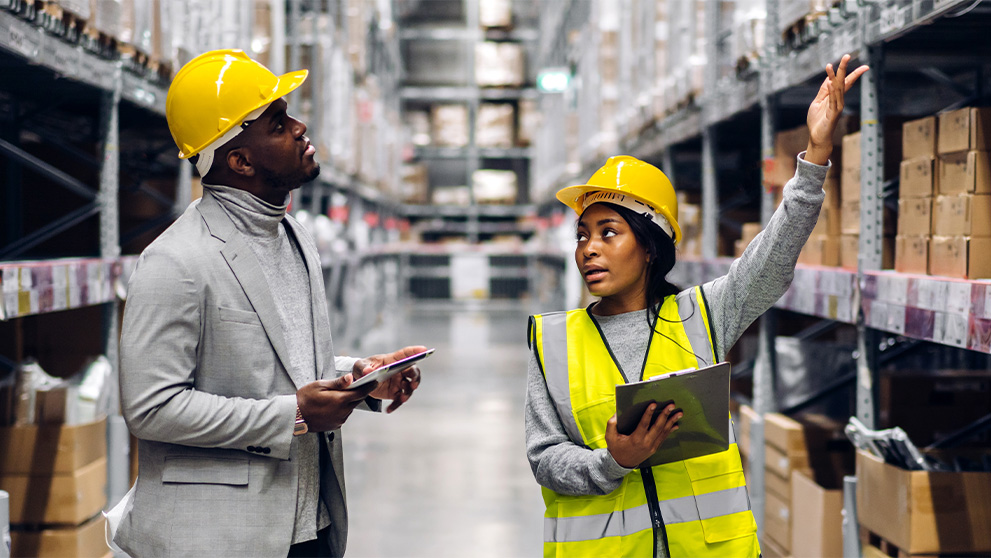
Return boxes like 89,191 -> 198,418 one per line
0,4 -> 173,513
535,0 -> 991,550
396,0 -> 567,304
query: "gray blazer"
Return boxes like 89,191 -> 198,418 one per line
116,191 -> 360,557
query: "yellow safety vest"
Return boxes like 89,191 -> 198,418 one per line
529,287 -> 759,558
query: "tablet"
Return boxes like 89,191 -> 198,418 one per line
346,348 -> 435,390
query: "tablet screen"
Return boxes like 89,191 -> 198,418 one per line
347,348 -> 435,390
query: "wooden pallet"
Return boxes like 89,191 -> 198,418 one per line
860,527 -> 991,558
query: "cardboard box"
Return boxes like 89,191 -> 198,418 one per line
430,104 -> 469,147
764,489 -> 792,553
400,164 -> 429,205
810,205 -> 840,238
764,462 -> 796,499
760,535 -> 789,558
840,200 -> 859,234
764,413 -> 807,454
938,150 -> 991,195
517,99 -> 540,147
929,236 -> 991,279
741,222 -> 762,245
899,156 -> 936,198
903,116 -> 938,160
10,513 -> 108,557
841,133 -> 861,202
841,164 -> 861,202
840,234 -> 858,269
475,42 -> 525,87
0,419 -> 106,475
896,197 -> 932,236
475,103 -> 515,148
790,470 -> 843,558
822,176 -> 840,209
737,404 -> 759,460
894,235 -> 930,275
797,235 -> 840,267
842,131 -> 861,169
765,438 -> 812,482
856,450 -> 991,554
472,169 -> 518,204
932,194 -> 991,237
0,457 -> 107,524
840,235 -> 894,270
938,107 -> 991,155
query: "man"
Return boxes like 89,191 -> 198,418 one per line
115,49 -> 423,557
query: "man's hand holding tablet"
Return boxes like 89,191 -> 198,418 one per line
348,347 -> 433,413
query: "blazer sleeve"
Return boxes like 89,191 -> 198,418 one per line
119,247 -> 296,459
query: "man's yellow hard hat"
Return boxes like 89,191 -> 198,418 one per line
165,49 -> 308,159
556,156 -> 682,244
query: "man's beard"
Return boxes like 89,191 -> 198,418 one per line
258,162 -> 320,191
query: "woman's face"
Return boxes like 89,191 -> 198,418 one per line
575,203 -> 650,308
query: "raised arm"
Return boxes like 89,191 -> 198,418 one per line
701,55 -> 869,360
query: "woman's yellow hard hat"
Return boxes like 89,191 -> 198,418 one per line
556,156 -> 682,244
165,49 -> 308,159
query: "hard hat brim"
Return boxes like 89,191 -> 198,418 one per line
178,68 -> 310,159
556,183 -> 682,245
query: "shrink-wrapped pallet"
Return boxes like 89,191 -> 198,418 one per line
475,42 -> 525,87
476,104 -> 515,148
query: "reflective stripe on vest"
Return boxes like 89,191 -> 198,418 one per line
544,484 -> 751,543
539,311 -> 584,446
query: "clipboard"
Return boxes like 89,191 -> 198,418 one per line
615,362 -> 731,467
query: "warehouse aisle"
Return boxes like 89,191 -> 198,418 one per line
340,304 -> 544,557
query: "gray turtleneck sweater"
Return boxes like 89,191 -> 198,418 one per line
204,184 -> 329,544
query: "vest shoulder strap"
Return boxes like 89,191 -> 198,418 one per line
674,287 -> 718,369
533,310 -> 585,446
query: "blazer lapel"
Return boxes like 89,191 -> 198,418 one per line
197,192 -> 299,388
283,217 -> 335,380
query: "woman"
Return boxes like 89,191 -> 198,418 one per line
525,55 -> 869,558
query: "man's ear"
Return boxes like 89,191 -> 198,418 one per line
226,147 -> 255,177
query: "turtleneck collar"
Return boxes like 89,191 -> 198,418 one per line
203,183 -> 290,240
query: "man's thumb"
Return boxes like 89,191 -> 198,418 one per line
321,373 -> 353,390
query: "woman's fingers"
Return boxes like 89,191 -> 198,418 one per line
844,65 -> 870,91
636,404 -> 658,435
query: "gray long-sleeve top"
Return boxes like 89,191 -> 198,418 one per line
525,153 -> 829,501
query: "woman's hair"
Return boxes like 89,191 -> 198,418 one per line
583,202 -> 681,323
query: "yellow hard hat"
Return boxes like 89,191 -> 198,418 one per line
556,155 -> 682,244
165,49 -> 308,159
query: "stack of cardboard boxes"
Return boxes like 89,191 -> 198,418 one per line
836,127 -> 900,270
896,116 -> 938,274
0,419 -> 109,557
761,413 -> 852,558
677,195 -> 702,258
930,107 -> 991,278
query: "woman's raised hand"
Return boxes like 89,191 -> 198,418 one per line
805,54 -> 870,165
